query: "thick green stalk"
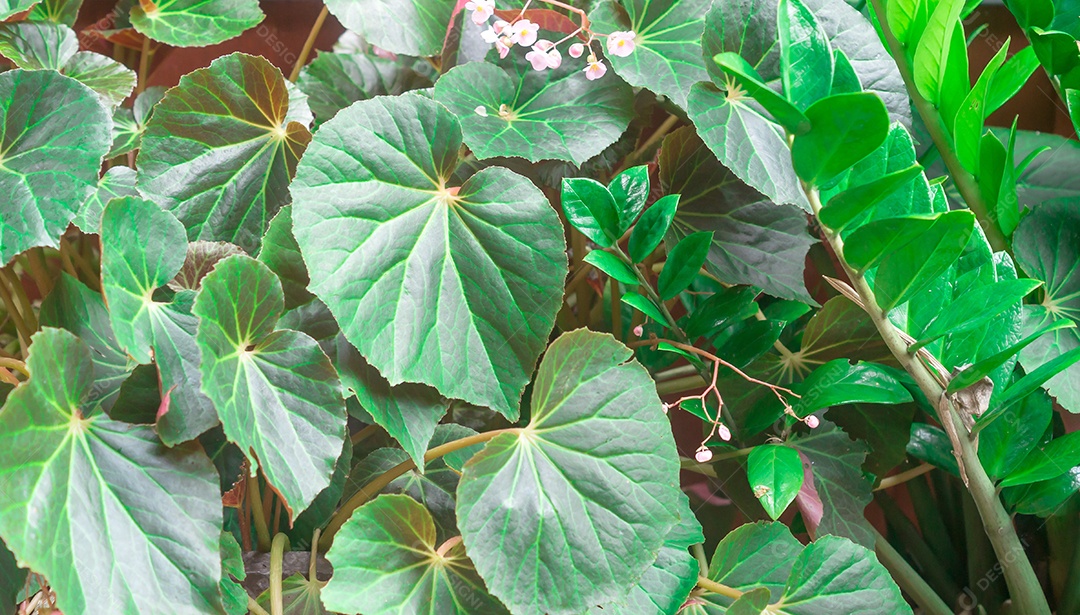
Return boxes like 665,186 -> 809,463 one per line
269,533 -> 289,615
866,0 -> 1009,252
806,187 -> 1049,614
873,528 -> 954,615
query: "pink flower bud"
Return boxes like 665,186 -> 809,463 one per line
569,43 -> 585,58
661,402 -> 669,414
806,415 -> 820,429
632,324 -> 643,337
695,446 -> 713,463
718,424 -> 732,441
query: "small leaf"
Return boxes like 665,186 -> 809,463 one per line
954,39 -> 1011,171
622,291 -> 671,326
830,48 -> 862,95
608,164 -> 651,234
999,432 -> 1080,487
628,194 -> 679,263
915,278 -> 1042,348
747,444 -> 804,519
323,495 -> 508,615
794,360 -> 912,414
130,0 -> 263,47
778,0 -> 834,110
712,51 -> 811,133
819,165 -> 924,231
684,286 -> 760,339
561,177 -> 621,247
907,423 -> 961,476
986,47 -> 1040,115
584,250 -> 640,286
911,0 -> 964,102
658,231 -> 712,300
791,92 -> 890,185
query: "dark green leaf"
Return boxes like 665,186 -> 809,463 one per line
1004,466 -> 1080,516
608,164 -> 651,233
791,92 -> 890,184
827,403 -> 916,477
980,386 -> 1053,479
137,52 -> 312,252
707,521 -> 801,600
257,205 -> 312,310
1000,432 -> 1080,487
1030,28 -> 1080,75
794,360 -> 912,414
561,177 -> 621,246
712,318 -> 786,368
873,210 -> 976,311
323,0 -> 453,56
129,0 -> 263,47
1008,0 -> 1056,28
818,165 -> 923,232
628,193 -> 679,263
778,0 -> 834,110
793,296 -> 898,379
291,94 -> 566,420
0,539 -> 25,615
170,241 -> 244,291
747,444 -> 804,519
108,86 -> 165,158
584,250 -> 640,286
915,278 -> 1041,348
658,231 -> 712,300
194,255 -> 347,517
74,165 -> 139,234
297,51 -> 431,125
456,330 -> 682,614
907,423 -> 960,476
0,328 -> 224,614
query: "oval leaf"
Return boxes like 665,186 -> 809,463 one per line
747,444 -> 804,520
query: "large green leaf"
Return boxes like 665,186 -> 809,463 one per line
793,360 -> 911,414
980,387 -> 1053,480
194,255 -> 346,517
323,0 -> 453,57
0,0 -> 36,20
999,431 -> 1080,487
323,494 -> 508,615
137,52 -> 312,253
789,421 -> 874,547
297,51 -> 431,124
0,69 -> 110,266
336,336 -> 449,472
1014,200 -> 1080,411
129,0 -> 263,47
872,211 -> 976,311
456,329 -> 682,614
659,127 -> 816,302
589,0 -> 711,109
434,55 -> 635,166
0,328 -> 224,615
291,94 -> 567,419
791,93 -> 890,185
100,196 -> 219,444
39,273 -> 135,413
778,0 -> 833,110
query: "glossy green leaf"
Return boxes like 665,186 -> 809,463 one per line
712,51 -> 811,133
794,359 -> 912,414
39,273 -> 134,413
100,196 -> 221,445
685,286 -> 760,339
1008,0 -> 1056,28
1000,432 -> 1080,487
434,56 -> 634,166
986,47 -> 1040,115
915,278 -> 1042,348
137,52 -> 312,252
1068,88 -> 1080,135
130,0 -> 263,47
818,165 -> 923,232
830,48 -> 861,95
789,421 -> 876,547
1004,466 -> 1080,517
608,164 -> 651,233
844,215 -> 940,272
628,194 -> 679,263
778,0 -> 834,110
291,94 -> 566,420
28,0 -> 80,24
980,387 -> 1053,479
561,177 -> 621,247
706,521 -> 801,602
946,319 -> 1076,394
873,210 -> 976,311
658,231 -> 712,300
323,0 -> 453,57
584,250 -> 640,286
194,255 -> 346,517
323,494 -> 507,615
257,205 -> 313,310
336,336 -> 449,472
0,69 -> 110,266
108,85 -> 166,158
0,328 -> 224,615
1029,28 -> 1080,76
911,0 -> 964,103
747,444 -> 804,519
0,0 -> 36,20
589,0 -> 710,109
712,318 -> 786,368
791,92 -> 891,184
297,51 -> 432,124
954,39 -> 1011,171
659,127 -> 816,302
886,0 -> 919,47
622,290 -> 672,325
456,329 -> 682,615
907,423 -> 961,476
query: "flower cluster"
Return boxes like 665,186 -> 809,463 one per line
465,0 -> 636,81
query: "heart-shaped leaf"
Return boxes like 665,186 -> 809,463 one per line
323,0 -> 453,56
194,254 -> 347,517
130,0 -> 263,47
456,329 -> 682,614
589,0 -> 711,109
137,52 -> 312,252
0,69 -> 110,266
748,443 -> 804,520
323,494 -> 508,615
100,196 -> 219,445
434,55 -> 634,166
297,51 -> 432,124
291,93 -> 567,419
0,328 -> 224,615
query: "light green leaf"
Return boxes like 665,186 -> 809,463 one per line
622,290 -> 671,325
658,231 -> 712,300
954,39 -> 1011,171
999,432 -> 1080,487
748,444 -> 804,520
297,51 -> 431,124
336,336 -> 449,472
137,52 -> 312,253
791,92 -> 890,185
777,535 -> 911,612
711,51 -> 812,133
74,165 -> 138,234
130,0 -> 263,47
915,278 -> 1042,348
0,0 -> 38,20
456,329 -> 682,615
818,165 -> 924,232
0,69 -> 110,266
659,126 -> 816,302
194,255 -> 347,518
873,210 -> 976,311
629,194 -> 680,263
323,0 -> 453,57
911,0 -> 964,103
63,51 -> 137,106
778,0 -> 834,110
0,328 -> 224,615
434,56 -> 634,166
986,47 -> 1040,115
323,494 -> 508,615
588,0 -> 710,109
794,360 -> 911,414
291,94 -> 567,420
584,250 -> 640,286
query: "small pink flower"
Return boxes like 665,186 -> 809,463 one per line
525,40 -> 561,70
606,30 -> 637,57
508,19 -> 539,47
695,446 -> 713,463
718,424 -> 732,441
583,56 -> 607,80
481,19 -> 509,44
806,415 -> 820,428
569,42 -> 585,58
661,402 -> 669,414
496,37 -> 511,58
465,0 -> 495,25
525,47 -> 550,70
632,324 -> 643,337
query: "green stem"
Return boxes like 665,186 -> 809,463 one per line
691,543 -> 708,577
269,533 -> 288,615
866,0 -> 1008,252
289,5 -> 328,82
873,528 -> 954,615
907,471 -> 963,578
696,576 -> 743,600
247,596 -> 271,615
1061,518 -> 1080,615
319,429 -> 514,550
247,474 -> 272,552
805,186 -> 1049,614
137,36 -> 152,95
875,492 -> 962,602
